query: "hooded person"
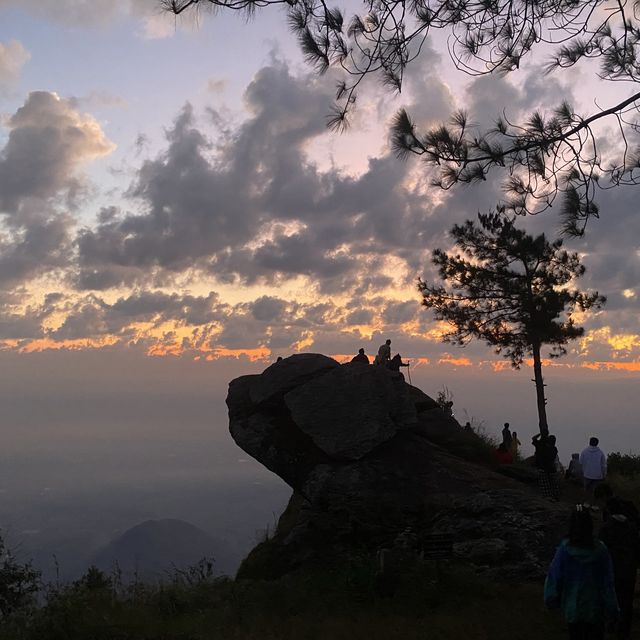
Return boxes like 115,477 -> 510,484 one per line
545,506 -> 619,640
580,437 -> 607,497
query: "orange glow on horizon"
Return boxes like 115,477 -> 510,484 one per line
19,337 -> 119,353
581,361 -> 640,372
204,347 -> 271,362
438,354 -> 473,367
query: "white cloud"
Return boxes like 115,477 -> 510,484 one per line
0,0 -> 121,27
0,91 -> 115,216
0,40 -> 30,88
0,1 -> 177,38
0,91 -> 115,286
139,13 -> 176,39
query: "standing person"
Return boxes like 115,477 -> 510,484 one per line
532,432 -> 560,500
580,437 -> 607,502
501,422 -> 513,448
374,339 -> 391,366
510,431 -> 522,459
351,348 -> 369,364
544,507 -> 619,640
596,486 -> 640,640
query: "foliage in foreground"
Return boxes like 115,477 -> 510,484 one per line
0,556 -> 566,640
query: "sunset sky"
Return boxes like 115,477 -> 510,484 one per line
0,0 -> 639,481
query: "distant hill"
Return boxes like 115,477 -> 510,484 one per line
91,519 -> 234,580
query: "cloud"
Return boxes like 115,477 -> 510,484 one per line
0,57 -> 637,368
0,1 -> 177,36
0,40 -> 30,89
0,91 -> 115,216
76,60 -> 438,292
139,13 -> 176,39
0,0 -> 120,26
0,91 -> 114,286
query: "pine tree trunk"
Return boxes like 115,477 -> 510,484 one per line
531,340 -> 549,433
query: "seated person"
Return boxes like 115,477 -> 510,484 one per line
351,348 -> 369,364
387,353 -> 409,372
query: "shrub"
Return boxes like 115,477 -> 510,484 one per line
0,537 -> 40,619
607,452 -> 640,478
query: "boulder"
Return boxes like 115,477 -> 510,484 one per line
248,353 -> 339,406
284,363 -> 417,459
227,353 -> 567,580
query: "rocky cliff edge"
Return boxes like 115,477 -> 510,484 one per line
227,353 -> 567,580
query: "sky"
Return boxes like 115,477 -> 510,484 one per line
0,0 -> 639,575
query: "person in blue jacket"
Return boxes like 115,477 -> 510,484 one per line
544,506 -> 619,640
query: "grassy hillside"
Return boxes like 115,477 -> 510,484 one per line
0,556 -> 567,640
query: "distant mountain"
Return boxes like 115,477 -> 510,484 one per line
91,519 -> 234,580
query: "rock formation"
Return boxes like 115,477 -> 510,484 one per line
227,354 -> 567,579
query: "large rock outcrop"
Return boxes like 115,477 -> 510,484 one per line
227,354 -> 567,579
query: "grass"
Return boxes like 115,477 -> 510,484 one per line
0,556 -> 569,640
607,472 -> 640,505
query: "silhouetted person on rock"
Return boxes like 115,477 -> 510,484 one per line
386,353 -> 409,380
351,348 -> 370,364
596,484 -> 640,640
374,339 -> 391,365
463,421 -> 473,433
387,353 -> 408,372
533,431 -> 560,500
545,506 -> 619,640
502,422 -> 513,448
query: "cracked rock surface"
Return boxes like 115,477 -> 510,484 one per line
227,354 -> 567,579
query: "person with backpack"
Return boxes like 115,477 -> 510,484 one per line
545,506 -> 619,640
595,484 -> 640,640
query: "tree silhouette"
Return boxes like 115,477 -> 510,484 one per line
418,211 -> 605,432
165,0 -> 640,233
0,536 -> 40,618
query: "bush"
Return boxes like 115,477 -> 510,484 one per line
0,556 -> 564,640
607,452 -> 640,478
0,537 -> 40,619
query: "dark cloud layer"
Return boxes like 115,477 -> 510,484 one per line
76,61 -> 436,293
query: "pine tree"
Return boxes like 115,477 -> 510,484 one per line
418,212 -> 605,432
